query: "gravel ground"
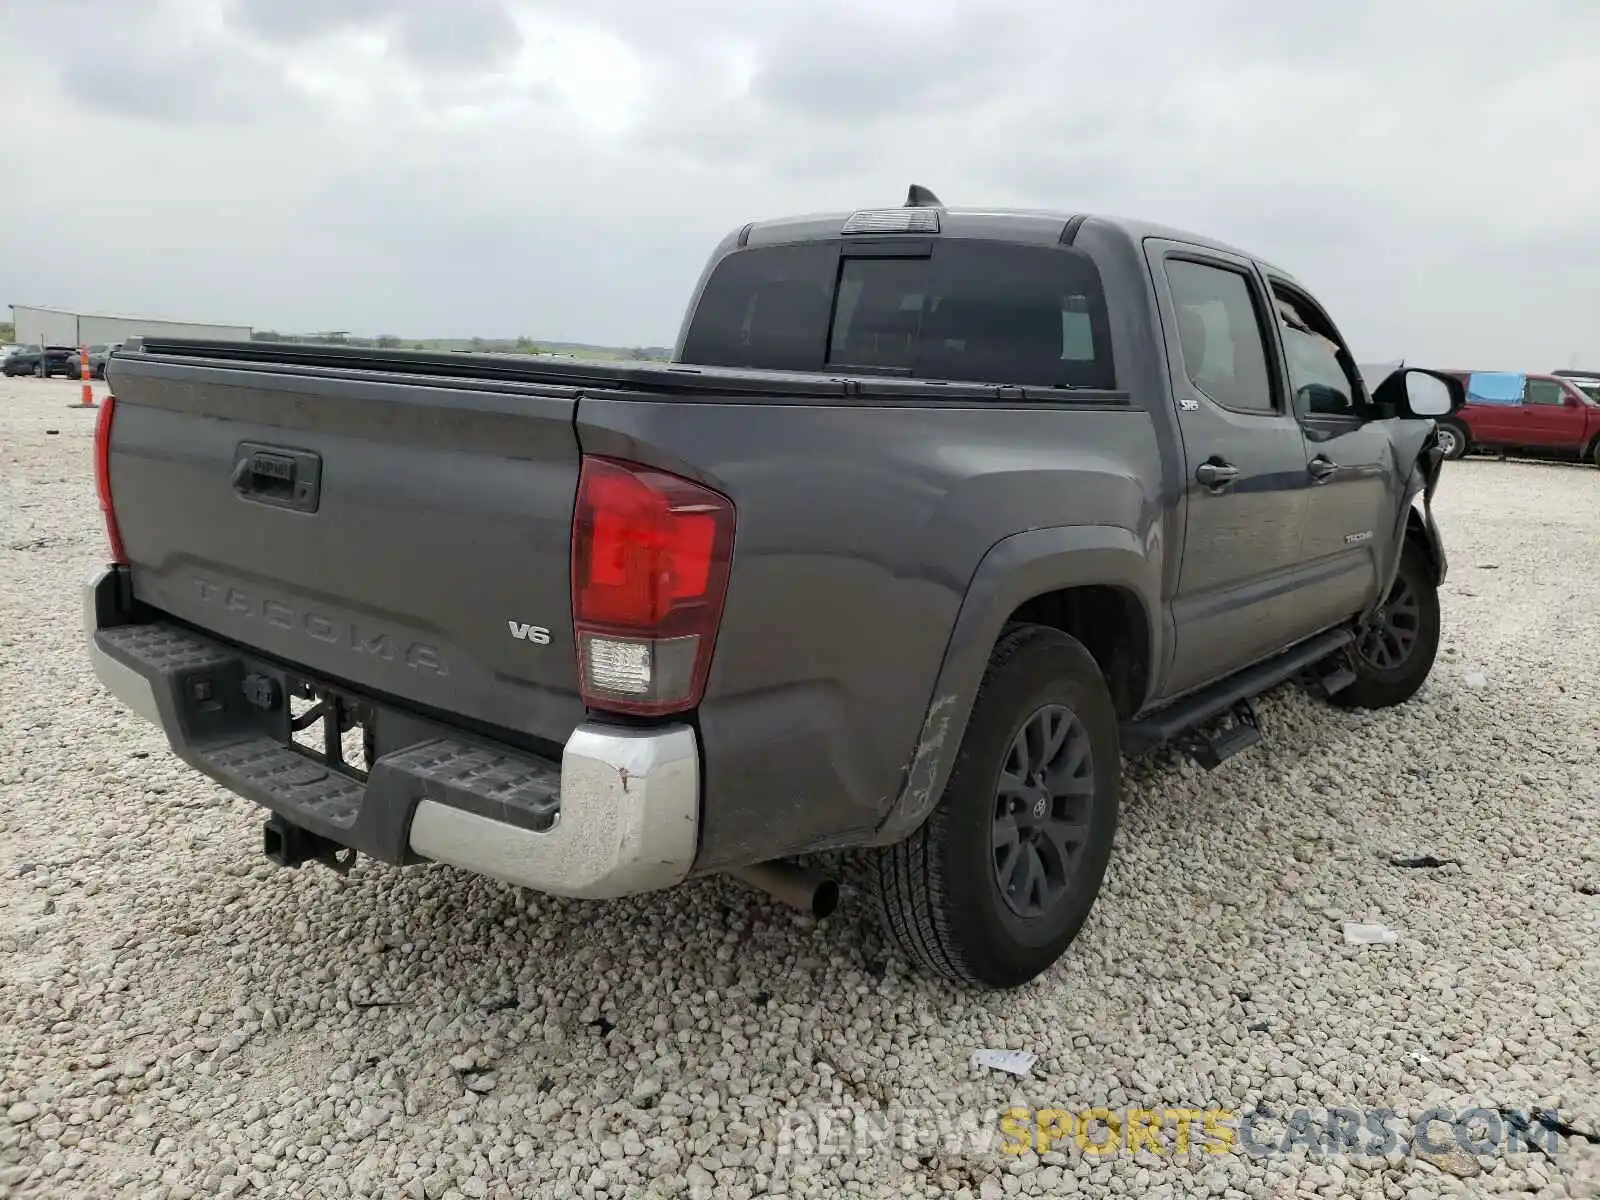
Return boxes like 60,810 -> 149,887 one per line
1,375 -> 1597,1200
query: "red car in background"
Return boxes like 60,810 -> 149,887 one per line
1433,370 -> 1600,466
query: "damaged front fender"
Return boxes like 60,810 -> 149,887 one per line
1376,427 -> 1449,607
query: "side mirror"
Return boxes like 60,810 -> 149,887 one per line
1401,371 -> 1456,417
1370,367 -> 1464,419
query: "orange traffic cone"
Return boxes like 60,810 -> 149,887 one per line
72,343 -> 97,410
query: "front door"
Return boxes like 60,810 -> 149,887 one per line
1149,243 -> 1314,700
1269,280 -> 1397,630
1519,377 -> 1586,449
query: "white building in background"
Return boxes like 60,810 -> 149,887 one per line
10,304 -> 251,347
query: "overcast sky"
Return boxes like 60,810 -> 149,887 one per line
2,0 -> 1597,365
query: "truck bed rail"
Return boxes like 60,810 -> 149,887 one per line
119,337 -> 1131,405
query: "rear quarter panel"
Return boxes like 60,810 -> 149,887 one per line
575,395 -> 1165,869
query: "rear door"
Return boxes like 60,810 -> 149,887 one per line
1464,371 -> 1526,445
106,353 -> 588,746
1268,277 -> 1395,629
1146,241 -> 1315,699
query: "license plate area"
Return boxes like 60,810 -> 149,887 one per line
285,677 -> 373,781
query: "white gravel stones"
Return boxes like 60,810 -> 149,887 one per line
2,376 -> 1598,1199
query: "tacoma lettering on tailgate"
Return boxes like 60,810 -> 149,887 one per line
192,576 -> 448,675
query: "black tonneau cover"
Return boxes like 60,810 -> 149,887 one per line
119,337 -> 1130,406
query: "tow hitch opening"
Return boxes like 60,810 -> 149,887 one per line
262,814 -> 356,874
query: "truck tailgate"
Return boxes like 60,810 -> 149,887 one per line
105,352 -> 587,748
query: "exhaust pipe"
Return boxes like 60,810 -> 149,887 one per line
728,860 -> 839,919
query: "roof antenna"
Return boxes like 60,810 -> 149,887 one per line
905,184 -> 943,208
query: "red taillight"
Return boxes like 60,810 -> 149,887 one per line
94,394 -> 126,563
571,456 -> 735,716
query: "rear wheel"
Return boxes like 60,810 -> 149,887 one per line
868,624 -> 1121,988
1435,420 -> 1468,460
33,363 -> 45,378
1334,542 -> 1441,709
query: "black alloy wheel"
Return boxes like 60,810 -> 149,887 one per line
992,704 -> 1095,919
1357,573 -> 1421,671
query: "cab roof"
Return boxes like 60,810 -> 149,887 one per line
735,186 -> 1298,284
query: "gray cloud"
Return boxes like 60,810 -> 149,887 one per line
1,0 -> 1597,366
61,44 -> 307,125
230,0 -> 523,69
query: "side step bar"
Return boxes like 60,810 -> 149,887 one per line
1177,698 -> 1261,770
1301,661 -> 1357,700
1121,628 -> 1355,757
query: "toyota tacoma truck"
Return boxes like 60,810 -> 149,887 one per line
85,187 -> 1464,989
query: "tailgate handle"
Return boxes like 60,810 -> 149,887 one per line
231,444 -> 322,513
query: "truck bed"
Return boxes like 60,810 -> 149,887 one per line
103,336 -> 1154,870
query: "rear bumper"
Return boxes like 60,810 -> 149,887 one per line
83,565 -> 699,899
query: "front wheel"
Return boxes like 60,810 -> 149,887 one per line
1435,420 -> 1468,461
1333,543 -> 1441,709
867,624 -> 1121,988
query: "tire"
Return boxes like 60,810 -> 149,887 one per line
1588,438 -> 1600,469
33,363 -> 45,378
1435,420 -> 1468,461
867,624 -> 1121,988
1333,542 -> 1441,710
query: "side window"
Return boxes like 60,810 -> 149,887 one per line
1061,299 -> 1096,362
1524,379 -> 1566,406
1466,371 -> 1526,405
1165,259 -> 1275,413
1272,287 -> 1362,417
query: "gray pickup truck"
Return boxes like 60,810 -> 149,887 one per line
85,187 -> 1463,988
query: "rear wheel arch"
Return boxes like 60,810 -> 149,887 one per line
1005,584 -> 1151,721
870,525 -> 1161,847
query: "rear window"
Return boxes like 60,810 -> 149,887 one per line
680,239 -> 1116,390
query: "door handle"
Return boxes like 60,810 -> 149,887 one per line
1195,460 -> 1240,489
230,444 -> 323,512
1307,456 -> 1338,482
